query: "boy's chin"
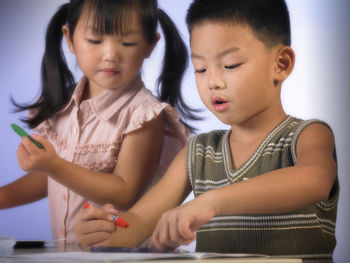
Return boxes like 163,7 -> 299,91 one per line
213,115 -> 234,126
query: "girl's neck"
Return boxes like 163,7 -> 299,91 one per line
80,84 -> 91,102
80,81 -> 105,102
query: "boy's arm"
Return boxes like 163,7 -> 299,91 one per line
17,115 -> 166,209
150,123 -> 337,251
210,123 -> 336,216
75,145 -> 191,250
0,172 -> 47,209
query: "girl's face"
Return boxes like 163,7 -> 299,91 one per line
63,8 -> 157,99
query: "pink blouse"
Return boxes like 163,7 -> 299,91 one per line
34,74 -> 189,244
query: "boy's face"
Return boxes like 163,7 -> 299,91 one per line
190,22 -> 282,126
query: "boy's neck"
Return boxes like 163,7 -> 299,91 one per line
230,107 -> 286,141
228,109 -> 287,169
230,110 -> 287,142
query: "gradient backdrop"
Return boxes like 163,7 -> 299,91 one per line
0,1 -> 349,262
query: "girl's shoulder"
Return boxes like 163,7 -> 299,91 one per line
123,87 -> 189,142
129,87 -> 161,107
127,87 -> 177,120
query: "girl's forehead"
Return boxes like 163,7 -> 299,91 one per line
78,5 -> 142,35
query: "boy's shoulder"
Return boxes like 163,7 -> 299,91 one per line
282,116 -> 334,142
189,129 -> 229,153
191,129 -> 228,143
188,116 -> 334,154
189,116 -> 329,140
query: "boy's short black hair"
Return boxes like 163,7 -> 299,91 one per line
186,0 -> 291,47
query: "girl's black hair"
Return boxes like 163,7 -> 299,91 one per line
14,0 -> 199,132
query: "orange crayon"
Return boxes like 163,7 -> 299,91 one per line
83,203 -> 129,228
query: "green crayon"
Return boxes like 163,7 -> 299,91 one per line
11,123 -> 43,149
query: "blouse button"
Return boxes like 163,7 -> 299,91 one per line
63,194 -> 67,201
72,127 -> 78,134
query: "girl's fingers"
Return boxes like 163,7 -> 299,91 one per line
94,236 -> 117,247
77,219 -> 115,235
78,230 -> 112,251
80,206 -> 114,222
21,136 -> 38,153
31,134 -> 52,149
103,203 -> 119,216
17,143 -> 30,158
75,212 -> 116,251
102,203 -> 115,210
30,134 -> 46,144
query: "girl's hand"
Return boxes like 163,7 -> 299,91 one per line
75,204 -> 117,250
16,134 -> 58,173
150,195 -> 216,252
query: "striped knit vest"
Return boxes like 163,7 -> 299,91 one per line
187,115 -> 338,263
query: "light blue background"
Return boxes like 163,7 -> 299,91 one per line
0,1 -> 349,262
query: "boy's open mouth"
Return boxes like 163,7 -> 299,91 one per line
212,98 -> 228,105
212,97 -> 229,112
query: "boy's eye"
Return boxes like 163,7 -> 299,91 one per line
122,42 -> 137,47
225,63 -> 242,70
195,69 -> 206,74
87,39 -> 101,45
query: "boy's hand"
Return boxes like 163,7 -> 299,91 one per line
75,204 -> 117,250
16,134 -> 58,173
151,195 -> 216,251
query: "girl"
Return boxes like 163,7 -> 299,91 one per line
0,0 -> 194,244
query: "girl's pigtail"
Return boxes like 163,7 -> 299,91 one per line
13,3 -> 75,129
156,8 -> 201,133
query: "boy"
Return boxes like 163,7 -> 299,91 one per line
75,0 -> 338,262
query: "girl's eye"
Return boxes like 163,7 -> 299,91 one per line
195,69 -> 206,74
87,39 -> 101,45
122,42 -> 137,47
225,63 -> 242,70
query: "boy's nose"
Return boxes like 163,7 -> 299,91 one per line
208,69 -> 225,90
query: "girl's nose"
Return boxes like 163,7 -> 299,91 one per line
103,41 -> 120,62
208,69 -> 225,90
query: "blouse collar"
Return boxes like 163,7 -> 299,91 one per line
59,74 -> 144,121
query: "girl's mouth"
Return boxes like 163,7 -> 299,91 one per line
102,69 -> 119,76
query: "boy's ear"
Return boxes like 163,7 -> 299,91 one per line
145,33 -> 160,58
62,25 -> 75,53
274,46 -> 295,83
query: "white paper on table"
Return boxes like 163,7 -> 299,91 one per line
11,251 -> 266,261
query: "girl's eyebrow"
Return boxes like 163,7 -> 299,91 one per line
191,47 -> 240,60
